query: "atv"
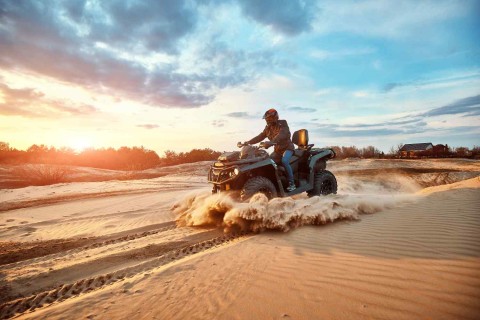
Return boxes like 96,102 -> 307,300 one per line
207,129 -> 337,200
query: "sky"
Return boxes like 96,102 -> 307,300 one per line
1,0 -> 479,155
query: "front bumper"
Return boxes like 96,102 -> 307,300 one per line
207,164 -> 239,185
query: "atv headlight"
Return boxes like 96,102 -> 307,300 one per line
228,167 -> 239,178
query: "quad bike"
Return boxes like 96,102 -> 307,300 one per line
207,129 -> 337,201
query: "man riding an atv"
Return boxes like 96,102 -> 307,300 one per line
246,108 -> 296,192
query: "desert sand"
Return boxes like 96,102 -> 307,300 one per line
0,159 -> 479,319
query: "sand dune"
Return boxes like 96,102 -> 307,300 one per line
0,159 -> 479,319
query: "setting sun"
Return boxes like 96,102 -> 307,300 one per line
70,138 -> 92,153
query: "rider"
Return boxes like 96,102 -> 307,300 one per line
247,108 -> 296,192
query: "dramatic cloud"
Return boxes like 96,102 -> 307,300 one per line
238,0 -> 318,36
72,1 -> 198,54
0,0 -> 275,109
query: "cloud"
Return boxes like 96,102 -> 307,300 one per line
383,82 -> 406,92
287,107 -> 317,113
463,109 -> 480,117
313,123 -> 429,138
64,0 -> 198,54
314,0 -> 472,40
310,47 -> 375,60
421,95 -> 480,117
137,124 -> 160,129
342,118 -> 425,128
306,94 -> 480,140
182,40 -> 277,91
0,83 -> 97,117
311,95 -> 480,140
382,70 -> 480,93
238,0 -> 318,36
212,120 -> 226,127
225,112 -> 256,119
0,0 -> 275,109
324,128 -> 405,137
301,116 -> 431,138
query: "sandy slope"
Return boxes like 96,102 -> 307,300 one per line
0,159 -> 479,319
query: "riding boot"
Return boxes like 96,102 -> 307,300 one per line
286,181 -> 296,192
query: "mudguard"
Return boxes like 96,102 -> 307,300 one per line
239,158 -> 276,172
308,148 -> 335,183
239,158 -> 285,195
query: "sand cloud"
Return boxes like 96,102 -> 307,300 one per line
174,191 -> 411,233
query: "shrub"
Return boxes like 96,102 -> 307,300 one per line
12,164 -> 72,185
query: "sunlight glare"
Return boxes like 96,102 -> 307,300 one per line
71,138 -> 92,153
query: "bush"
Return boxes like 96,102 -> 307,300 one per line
12,164 -> 72,185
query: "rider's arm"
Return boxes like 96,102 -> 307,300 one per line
247,130 -> 267,144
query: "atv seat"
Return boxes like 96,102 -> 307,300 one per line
294,149 -> 305,157
292,129 -> 314,150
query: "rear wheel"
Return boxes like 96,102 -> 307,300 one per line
307,170 -> 337,197
240,176 -> 277,201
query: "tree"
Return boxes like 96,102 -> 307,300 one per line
388,143 -> 403,157
454,147 -> 469,157
0,141 -> 10,151
360,146 -> 381,158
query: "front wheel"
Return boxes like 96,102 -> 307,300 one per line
307,170 -> 337,197
240,176 -> 277,201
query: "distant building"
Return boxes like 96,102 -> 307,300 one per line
399,143 -> 433,158
433,144 -> 449,157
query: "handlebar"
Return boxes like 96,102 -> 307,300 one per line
237,141 -> 276,149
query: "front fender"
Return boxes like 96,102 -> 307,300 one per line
240,158 -> 276,172
240,159 -> 285,196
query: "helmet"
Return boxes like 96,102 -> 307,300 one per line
263,108 -> 279,126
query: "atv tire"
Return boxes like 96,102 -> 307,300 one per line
240,176 -> 277,201
307,170 -> 337,197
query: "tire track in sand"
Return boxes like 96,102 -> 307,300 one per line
0,222 -> 177,268
0,230 -> 250,319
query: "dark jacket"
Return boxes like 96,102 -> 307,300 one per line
248,120 -> 295,154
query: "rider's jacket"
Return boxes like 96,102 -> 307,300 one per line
248,120 -> 295,154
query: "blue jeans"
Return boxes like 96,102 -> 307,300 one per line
271,150 -> 294,184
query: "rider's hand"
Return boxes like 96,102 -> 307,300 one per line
264,141 -> 274,149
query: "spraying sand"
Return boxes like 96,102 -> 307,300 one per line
174,191 -> 413,232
